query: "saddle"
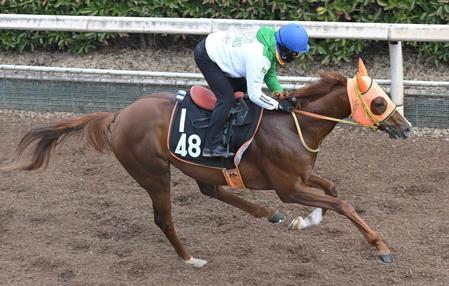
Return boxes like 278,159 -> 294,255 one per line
190,85 -> 245,111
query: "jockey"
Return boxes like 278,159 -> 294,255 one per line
194,23 -> 309,158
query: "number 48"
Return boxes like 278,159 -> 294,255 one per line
175,133 -> 201,158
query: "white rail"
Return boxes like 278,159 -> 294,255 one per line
1,65 -> 449,92
2,14 -> 449,113
1,14 -> 449,41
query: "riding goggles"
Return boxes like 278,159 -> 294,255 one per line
277,44 -> 299,63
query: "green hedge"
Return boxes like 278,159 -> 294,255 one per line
1,0 -> 448,64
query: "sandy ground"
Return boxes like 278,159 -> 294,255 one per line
0,109 -> 448,286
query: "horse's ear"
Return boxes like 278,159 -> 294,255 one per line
356,73 -> 369,93
358,58 -> 368,76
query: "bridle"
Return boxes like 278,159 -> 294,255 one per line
290,76 -> 398,153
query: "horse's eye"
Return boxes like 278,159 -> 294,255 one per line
371,97 -> 387,115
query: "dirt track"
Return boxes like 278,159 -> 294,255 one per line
0,110 -> 448,286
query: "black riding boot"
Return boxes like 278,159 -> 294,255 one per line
202,145 -> 234,158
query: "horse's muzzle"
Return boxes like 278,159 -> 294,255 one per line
384,124 -> 412,139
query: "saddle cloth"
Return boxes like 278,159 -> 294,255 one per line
168,89 -> 263,169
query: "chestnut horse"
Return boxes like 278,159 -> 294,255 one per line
4,60 -> 411,267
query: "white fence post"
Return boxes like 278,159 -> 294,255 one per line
389,41 -> 404,115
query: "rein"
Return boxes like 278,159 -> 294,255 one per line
291,112 -> 320,153
293,110 -> 374,128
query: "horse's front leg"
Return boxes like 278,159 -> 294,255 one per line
289,173 -> 337,230
276,180 -> 393,263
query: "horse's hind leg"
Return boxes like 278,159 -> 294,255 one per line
123,168 -> 207,267
196,181 -> 285,224
148,180 -> 207,267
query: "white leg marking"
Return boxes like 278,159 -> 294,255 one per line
288,208 -> 323,231
185,256 -> 208,268
306,208 -> 323,226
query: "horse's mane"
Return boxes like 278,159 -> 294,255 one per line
289,72 -> 347,101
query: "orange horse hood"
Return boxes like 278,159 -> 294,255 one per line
347,59 -> 396,127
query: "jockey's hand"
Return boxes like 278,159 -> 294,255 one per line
272,91 -> 289,101
277,97 -> 296,113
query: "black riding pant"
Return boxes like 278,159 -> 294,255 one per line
194,39 -> 247,149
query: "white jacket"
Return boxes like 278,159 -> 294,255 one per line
205,31 -> 279,110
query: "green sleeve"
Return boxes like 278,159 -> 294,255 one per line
264,65 -> 283,93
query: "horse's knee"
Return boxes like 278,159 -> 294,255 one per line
317,179 -> 337,197
328,183 -> 337,197
332,200 -> 355,215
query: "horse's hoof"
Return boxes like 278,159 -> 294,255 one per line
268,210 -> 286,224
378,253 -> 394,264
185,257 -> 208,268
288,216 -> 304,230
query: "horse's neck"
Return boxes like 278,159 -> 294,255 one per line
299,86 -> 351,144
302,86 -> 350,119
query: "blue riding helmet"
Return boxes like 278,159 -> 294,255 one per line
275,23 -> 309,64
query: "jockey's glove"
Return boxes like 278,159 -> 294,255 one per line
277,97 -> 296,113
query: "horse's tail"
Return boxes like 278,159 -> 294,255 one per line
2,112 -> 116,171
